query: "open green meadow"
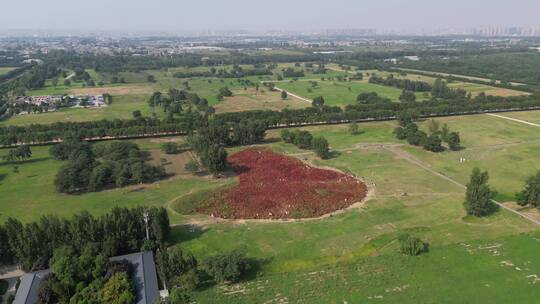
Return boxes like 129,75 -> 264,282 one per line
2,110 -> 540,302
0,67 -> 16,76
277,79 -> 423,105
0,94 -> 156,126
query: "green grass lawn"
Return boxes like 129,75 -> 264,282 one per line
500,110 -> 540,125
0,94 -> 157,126
2,104 -> 540,302
0,67 -> 16,76
277,79 -> 423,105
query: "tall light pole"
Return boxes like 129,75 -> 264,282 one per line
143,210 -> 150,241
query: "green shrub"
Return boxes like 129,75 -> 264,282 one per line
398,234 -> 427,256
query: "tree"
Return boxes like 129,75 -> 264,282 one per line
156,247 -> 198,289
201,251 -> 251,284
64,79 -> 71,86
100,272 -> 136,304
441,124 -> 450,142
349,122 -> 360,135
426,119 -> 440,135
281,90 -> 288,100
312,136 -> 330,159
201,145 -> 228,175
399,90 -> 416,102
448,132 -> 461,151
312,96 -> 325,108
147,75 -> 156,83
161,142 -> 179,154
398,234 -> 427,256
132,110 -> 142,119
464,168 -> 495,217
517,171 -> 540,208
184,160 -> 200,173
423,134 -> 444,152
292,131 -> 313,149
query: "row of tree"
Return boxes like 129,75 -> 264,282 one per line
0,207 -> 170,270
2,92 -> 540,147
394,120 -> 460,152
369,74 -> 432,92
280,129 -> 330,159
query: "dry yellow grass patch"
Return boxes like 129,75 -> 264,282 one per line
214,88 -> 307,113
70,85 -> 153,95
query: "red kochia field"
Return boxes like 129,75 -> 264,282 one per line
198,148 -> 367,219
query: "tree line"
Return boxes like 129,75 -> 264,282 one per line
0,207 -> 170,271
369,74 -> 432,92
2,92 -> 540,147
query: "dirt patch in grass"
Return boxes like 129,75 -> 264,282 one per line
149,150 -> 195,176
214,88 -> 307,113
70,85 -> 153,96
196,148 -> 367,219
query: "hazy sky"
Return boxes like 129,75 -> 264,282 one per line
2,0 -> 540,32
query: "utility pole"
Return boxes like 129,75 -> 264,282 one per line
143,210 -> 150,241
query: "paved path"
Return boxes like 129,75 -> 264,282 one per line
486,113 -> 540,128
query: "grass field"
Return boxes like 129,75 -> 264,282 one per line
328,65 -> 528,98
0,67 -> 16,76
0,94 -> 156,126
2,111 -> 540,302
277,79 -> 422,105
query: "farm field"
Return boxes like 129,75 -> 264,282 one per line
2,109 -> 540,302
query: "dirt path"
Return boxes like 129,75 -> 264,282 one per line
486,113 -> 540,128
376,144 -> 540,226
292,142 -> 540,227
272,86 -> 312,104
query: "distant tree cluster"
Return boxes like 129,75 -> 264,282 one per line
431,78 -> 467,99
280,130 -> 330,159
357,92 -> 391,104
188,120 -> 267,174
394,119 -> 460,152
51,139 -> 166,193
173,64 -> 273,79
369,74 -> 432,92
282,67 -> 305,78
0,207 -> 169,270
2,145 -> 31,162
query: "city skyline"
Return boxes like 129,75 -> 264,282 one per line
1,0 -> 540,35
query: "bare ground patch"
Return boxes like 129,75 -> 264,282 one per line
214,88 -> 307,113
149,150 -> 195,176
